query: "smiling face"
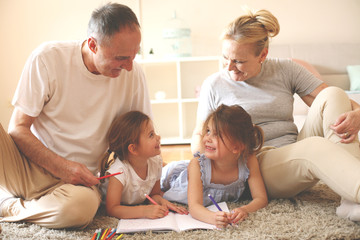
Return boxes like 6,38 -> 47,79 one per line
87,26 -> 141,78
202,120 -> 237,161
222,39 -> 267,82
137,120 -> 161,159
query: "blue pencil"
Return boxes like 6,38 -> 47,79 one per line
106,228 -> 116,239
208,194 -> 222,211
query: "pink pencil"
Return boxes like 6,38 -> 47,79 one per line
97,172 -> 123,180
144,194 -> 158,205
145,194 -> 169,215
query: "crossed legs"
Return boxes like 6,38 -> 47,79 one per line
0,124 -> 101,228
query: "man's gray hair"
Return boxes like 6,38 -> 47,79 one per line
87,2 -> 140,45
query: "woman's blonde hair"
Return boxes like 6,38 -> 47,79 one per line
221,9 -> 280,56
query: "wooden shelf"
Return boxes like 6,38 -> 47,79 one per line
137,56 -> 222,144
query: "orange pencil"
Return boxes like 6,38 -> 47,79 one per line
91,230 -> 98,240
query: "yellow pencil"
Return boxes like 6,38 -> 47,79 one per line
101,228 -> 108,240
116,234 -> 123,240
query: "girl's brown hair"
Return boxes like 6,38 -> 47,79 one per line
202,104 -> 264,160
99,111 -> 150,179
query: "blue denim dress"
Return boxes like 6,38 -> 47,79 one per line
161,152 -> 249,206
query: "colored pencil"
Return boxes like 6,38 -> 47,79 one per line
144,193 -> 158,205
100,228 -> 108,240
95,229 -> 102,240
91,230 -> 98,240
97,172 -> 123,180
208,194 -> 222,211
105,228 -> 116,240
115,234 -> 123,240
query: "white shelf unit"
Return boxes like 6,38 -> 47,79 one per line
138,56 -> 222,144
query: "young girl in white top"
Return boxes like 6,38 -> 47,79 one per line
99,111 -> 188,219
161,104 -> 268,228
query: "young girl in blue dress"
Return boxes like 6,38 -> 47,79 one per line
161,104 -> 268,228
99,111 -> 188,220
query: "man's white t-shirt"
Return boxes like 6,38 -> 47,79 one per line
12,40 -> 152,173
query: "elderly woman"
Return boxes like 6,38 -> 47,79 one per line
191,9 -> 360,222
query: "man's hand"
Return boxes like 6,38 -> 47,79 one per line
8,108 -> 99,187
60,159 -> 99,186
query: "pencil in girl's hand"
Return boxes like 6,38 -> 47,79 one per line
144,194 -> 169,215
97,172 -> 123,180
144,193 -> 158,205
208,194 -> 223,211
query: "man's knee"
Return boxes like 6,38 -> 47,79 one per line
53,186 -> 100,229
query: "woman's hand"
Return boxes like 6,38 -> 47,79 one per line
331,108 -> 360,143
229,207 -> 249,224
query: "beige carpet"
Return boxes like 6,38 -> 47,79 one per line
1,182 -> 360,240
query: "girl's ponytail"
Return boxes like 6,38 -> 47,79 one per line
98,149 -> 116,183
252,125 -> 264,153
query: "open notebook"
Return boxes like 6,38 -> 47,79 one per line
116,202 -> 229,233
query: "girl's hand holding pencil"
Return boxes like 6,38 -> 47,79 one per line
145,194 -> 189,216
144,194 -> 169,218
143,203 -> 169,219
214,211 -> 232,228
208,194 -> 232,228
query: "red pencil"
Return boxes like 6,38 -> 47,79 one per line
97,172 -> 123,180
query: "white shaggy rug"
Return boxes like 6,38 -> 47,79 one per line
1,182 -> 360,240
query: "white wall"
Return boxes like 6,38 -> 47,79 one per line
1,0 -> 360,129
140,0 -> 360,57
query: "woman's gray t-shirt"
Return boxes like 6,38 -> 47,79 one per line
197,58 -> 323,147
